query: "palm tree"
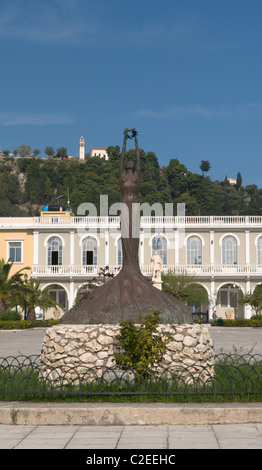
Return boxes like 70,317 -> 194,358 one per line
11,278 -> 61,321
0,258 -> 30,313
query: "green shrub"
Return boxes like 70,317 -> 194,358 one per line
250,314 -> 262,320
0,319 -> 59,329
211,318 -> 262,327
0,309 -> 22,321
225,319 -> 250,327
114,310 -> 174,377
249,318 -> 262,327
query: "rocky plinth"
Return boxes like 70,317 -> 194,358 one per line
40,323 -> 214,384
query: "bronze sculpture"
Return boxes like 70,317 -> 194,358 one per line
60,129 -> 193,324
119,128 -> 141,275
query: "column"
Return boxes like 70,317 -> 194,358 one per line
105,231 -> 109,265
208,279 -> 216,320
70,231 -> 75,266
245,231 -> 250,265
245,278 -> 252,319
69,279 -> 74,309
140,232 -> 144,266
33,231 -> 39,265
175,230 -> 179,266
210,231 -> 214,265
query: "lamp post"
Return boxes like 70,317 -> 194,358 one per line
24,274 -> 28,320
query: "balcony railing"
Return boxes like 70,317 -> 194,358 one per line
32,265 -> 122,276
31,264 -> 262,277
31,215 -> 262,227
33,216 -> 120,227
39,215 -> 262,228
0,215 -> 262,228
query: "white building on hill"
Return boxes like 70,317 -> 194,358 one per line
90,147 -> 109,160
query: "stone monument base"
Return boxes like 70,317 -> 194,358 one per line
40,323 -> 215,385
152,279 -> 163,290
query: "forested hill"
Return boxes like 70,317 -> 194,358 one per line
0,146 -> 261,217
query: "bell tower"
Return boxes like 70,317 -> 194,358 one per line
79,136 -> 85,160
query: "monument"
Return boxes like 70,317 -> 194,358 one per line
60,129 -> 193,325
151,250 -> 163,290
41,129 -> 214,383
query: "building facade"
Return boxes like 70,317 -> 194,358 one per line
90,147 -> 109,160
1,212 -> 262,320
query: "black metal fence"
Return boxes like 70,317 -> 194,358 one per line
1,354 -> 262,402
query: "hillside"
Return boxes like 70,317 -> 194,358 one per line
0,148 -> 261,217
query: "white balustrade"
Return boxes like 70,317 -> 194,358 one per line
31,264 -> 262,277
32,215 -> 262,227
0,214 -> 261,228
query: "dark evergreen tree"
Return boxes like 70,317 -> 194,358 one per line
236,172 -> 242,189
200,160 -> 211,176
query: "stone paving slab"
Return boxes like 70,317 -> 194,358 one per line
168,425 -> 219,449
1,423 -> 262,449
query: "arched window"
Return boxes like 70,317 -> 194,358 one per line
117,238 -> 123,266
187,236 -> 202,265
48,237 -> 62,266
222,236 -> 237,265
218,284 -> 242,309
152,236 -> 167,265
258,237 -> 262,264
47,284 -> 67,309
82,237 -> 97,265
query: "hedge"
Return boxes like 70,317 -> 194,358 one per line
1,318 -> 262,330
211,318 -> 262,327
0,320 -> 59,330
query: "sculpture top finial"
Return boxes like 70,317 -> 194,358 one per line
124,128 -> 138,139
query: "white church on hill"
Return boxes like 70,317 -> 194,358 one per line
79,136 -> 109,161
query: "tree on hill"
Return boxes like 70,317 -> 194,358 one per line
107,145 -> 120,161
33,149 -> 41,157
176,192 -> 199,215
44,146 -> 55,158
188,173 -> 214,214
236,171 -> 242,189
200,160 -> 211,176
16,145 -> 32,158
166,158 -> 188,199
56,147 -> 68,158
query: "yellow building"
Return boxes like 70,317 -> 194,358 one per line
0,217 -> 34,278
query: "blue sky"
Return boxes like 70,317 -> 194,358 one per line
1,0 -> 262,186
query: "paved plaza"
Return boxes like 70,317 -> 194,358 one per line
1,423 -> 262,449
0,325 -> 262,357
0,326 -> 262,450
